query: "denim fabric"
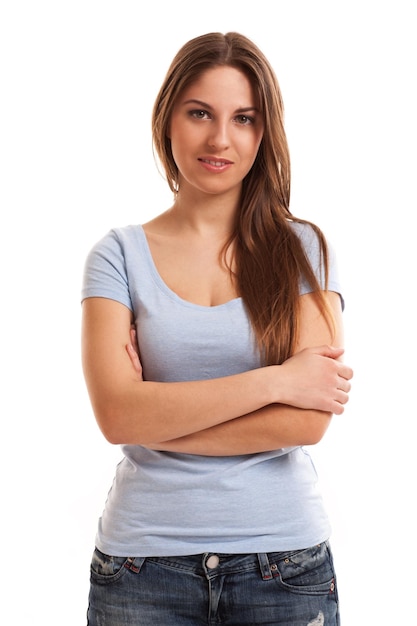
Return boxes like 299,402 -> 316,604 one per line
87,542 -> 339,625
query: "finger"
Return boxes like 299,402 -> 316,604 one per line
125,342 -> 142,374
332,390 -> 351,413
332,403 -> 345,416
337,378 -> 351,393
130,326 -> 137,346
313,345 -> 345,359
338,365 -> 354,381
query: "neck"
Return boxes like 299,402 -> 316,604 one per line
170,186 -> 240,237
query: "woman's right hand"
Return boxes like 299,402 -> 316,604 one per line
126,326 -> 143,381
275,345 -> 353,415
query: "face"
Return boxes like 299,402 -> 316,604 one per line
168,66 -> 264,199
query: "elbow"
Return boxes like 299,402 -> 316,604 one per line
100,425 -> 126,446
92,401 -> 140,446
300,411 -> 332,446
97,417 -> 140,446
94,410 -> 125,445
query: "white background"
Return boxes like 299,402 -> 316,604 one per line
1,1 -> 415,624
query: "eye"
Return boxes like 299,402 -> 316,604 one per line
235,114 -> 255,125
189,109 -> 210,120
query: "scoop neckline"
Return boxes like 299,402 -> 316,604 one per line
136,225 -> 243,311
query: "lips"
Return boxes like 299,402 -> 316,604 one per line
198,158 -> 233,167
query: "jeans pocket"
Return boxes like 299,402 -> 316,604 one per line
90,548 -> 130,585
271,543 -> 336,595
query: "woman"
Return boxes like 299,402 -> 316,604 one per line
82,32 -> 353,625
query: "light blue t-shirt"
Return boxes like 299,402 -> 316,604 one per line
81,222 -> 342,557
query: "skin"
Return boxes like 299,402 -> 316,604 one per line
82,66 -> 353,455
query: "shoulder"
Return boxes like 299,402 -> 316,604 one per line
94,224 -> 144,250
288,219 -> 339,265
288,219 -> 343,303
85,224 -> 145,264
81,225 -> 145,307
288,219 -> 323,251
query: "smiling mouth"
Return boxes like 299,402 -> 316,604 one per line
198,158 -> 232,167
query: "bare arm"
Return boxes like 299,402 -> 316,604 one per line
144,406 -> 331,456
128,291 -> 351,455
82,293 -> 352,446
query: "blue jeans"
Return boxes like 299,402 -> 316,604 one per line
87,541 -> 340,625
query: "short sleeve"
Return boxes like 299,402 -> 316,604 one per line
291,221 -> 344,310
81,229 -> 133,311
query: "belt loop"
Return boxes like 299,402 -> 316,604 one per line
124,556 -> 146,574
257,553 -> 273,580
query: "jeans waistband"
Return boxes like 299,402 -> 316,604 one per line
133,552 -> 275,579
123,542 -> 328,580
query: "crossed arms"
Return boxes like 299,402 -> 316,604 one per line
81,291 -> 353,455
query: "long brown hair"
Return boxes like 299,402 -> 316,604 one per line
152,32 -> 333,365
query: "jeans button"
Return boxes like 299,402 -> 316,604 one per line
206,555 -> 220,569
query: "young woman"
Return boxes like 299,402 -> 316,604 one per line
82,31 -> 353,625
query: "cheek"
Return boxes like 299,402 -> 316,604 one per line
243,138 -> 263,175
255,129 -> 264,152
170,132 -> 190,171
246,134 -> 263,164
170,124 -> 200,164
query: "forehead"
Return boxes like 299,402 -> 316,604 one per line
178,66 -> 258,106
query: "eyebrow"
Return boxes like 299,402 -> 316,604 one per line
182,99 -> 259,113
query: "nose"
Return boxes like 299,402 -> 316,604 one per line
208,120 -> 230,151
